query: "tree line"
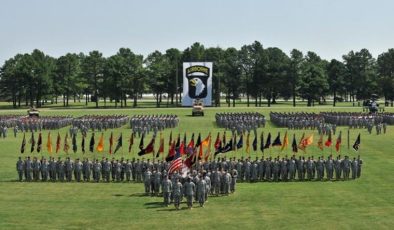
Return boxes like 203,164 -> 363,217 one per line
1,41 -> 393,108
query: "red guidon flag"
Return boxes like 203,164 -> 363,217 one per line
335,131 -> 342,152
109,132 -> 114,154
56,132 -> 61,153
165,141 -> 176,162
325,131 -> 332,147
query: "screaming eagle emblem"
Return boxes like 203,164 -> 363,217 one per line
186,65 -> 209,99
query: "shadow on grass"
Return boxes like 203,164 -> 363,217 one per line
156,207 -> 191,212
144,201 -> 163,209
128,193 -> 146,197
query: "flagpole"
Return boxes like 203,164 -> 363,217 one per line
162,142 -> 164,161
347,129 -> 350,150
359,136 -> 361,157
152,133 -> 155,161
261,131 -> 264,159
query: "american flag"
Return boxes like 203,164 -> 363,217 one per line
168,150 -> 182,174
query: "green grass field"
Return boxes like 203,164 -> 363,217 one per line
1,105 -> 394,229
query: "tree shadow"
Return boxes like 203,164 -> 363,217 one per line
156,207 -> 190,212
144,201 -> 164,209
128,193 -> 147,197
112,194 -> 124,197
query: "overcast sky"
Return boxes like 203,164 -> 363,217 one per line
1,0 -> 393,64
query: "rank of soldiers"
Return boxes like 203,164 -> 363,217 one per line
321,112 -> 388,134
72,115 -> 129,134
270,112 -> 325,130
215,112 -> 266,135
270,112 -> 390,135
0,115 -> 73,138
130,114 -> 179,137
16,154 -> 362,209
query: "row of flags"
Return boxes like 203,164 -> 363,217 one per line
20,132 -> 123,154
166,131 -> 361,175
213,131 -> 360,155
20,131 -> 362,158
156,131 -> 362,175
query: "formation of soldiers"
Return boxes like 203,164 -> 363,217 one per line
189,155 -> 362,182
321,112 -> 384,127
17,154 -> 362,183
16,156 -> 174,183
0,116 -> 12,138
146,167 -> 237,210
16,154 -> 362,209
270,112 -> 390,135
72,115 -> 129,133
381,113 -> 394,125
216,112 -> 265,135
0,125 -> 8,138
150,170 -> 220,209
321,112 -> 388,134
270,112 -> 325,130
0,115 -> 23,128
130,114 -> 179,137
372,123 -> 387,135
0,115 -> 73,138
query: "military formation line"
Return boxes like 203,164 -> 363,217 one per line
16,154 -> 362,184
0,115 -> 73,138
215,112 -> 266,135
71,115 -> 129,133
130,114 -> 179,137
0,114 -> 178,139
270,112 -> 391,134
16,154 -> 362,209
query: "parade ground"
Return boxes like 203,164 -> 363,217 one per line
1,103 -> 393,229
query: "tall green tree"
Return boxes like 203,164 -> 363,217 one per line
165,48 -> 182,106
264,47 -> 290,106
116,48 -> 144,108
377,49 -> 394,106
25,50 -> 55,107
327,59 -> 347,106
289,49 -> 303,107
222,48 -> 242,107
343,49 -> 377,101
55,53 -> 81,106
145,51 -> 170,107
104,55 -> 122,107
182,42 -> 205,62
299,52 -> 329,106
205,47 -> 225,106
0,54 -> 26,107
81,51 -> 105,108
239,41 -> 264,107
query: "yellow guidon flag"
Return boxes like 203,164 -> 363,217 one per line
301,134 -> 314,150
47,132 -> 53,154
199,133 -> 211,159
317,134 -> 324,151
63,133 -> 70,154
245,132 -> 250,154
280,131 -> 288,151
96,133 -> 104,152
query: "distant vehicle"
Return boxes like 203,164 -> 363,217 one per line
364,94 -> 379,114
27,107 -> 39,118
192,99 -> 204,116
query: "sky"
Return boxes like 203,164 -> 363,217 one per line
0,0 -> 393,64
